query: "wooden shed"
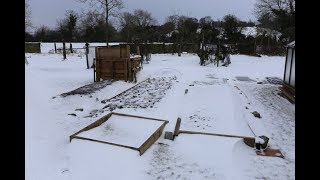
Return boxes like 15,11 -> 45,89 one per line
94,45 -> 142,82
280,41 -> 295,102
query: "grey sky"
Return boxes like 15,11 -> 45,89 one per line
29,0 -> 257,30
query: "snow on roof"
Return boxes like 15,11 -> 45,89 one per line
286,41 -> 295,48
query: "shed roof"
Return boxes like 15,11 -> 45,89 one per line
286,41 -> 295,48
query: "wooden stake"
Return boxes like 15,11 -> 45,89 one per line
62,41 -> 66,60
173,117 -> 181,137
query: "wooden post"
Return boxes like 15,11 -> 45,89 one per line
217,57 -> 219,67
85,42 -> 89,69
70,43 -> 73,53
62,41 -> 66,60
174,117 -> 181,137
54,42 -> 57,53
93,58 -> 96,82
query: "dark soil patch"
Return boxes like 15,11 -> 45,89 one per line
60,80 -> 114,97
265,77 -> 283,85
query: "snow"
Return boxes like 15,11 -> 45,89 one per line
242,27 -> 257,37
255,137 -> 265,144
76,114 -> 164,147
287,41 -> 295,48
26,47 -> 294,180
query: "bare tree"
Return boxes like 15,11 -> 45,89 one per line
78,0 -> 124,46
25,0 -> 32,32
119,9 -> 157,43
131,9 -> 157,28
254,0 -> 295,41
119,12 -> 136,42
57,10 -> 78,42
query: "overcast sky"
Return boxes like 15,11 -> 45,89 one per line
29,0 -> 257,30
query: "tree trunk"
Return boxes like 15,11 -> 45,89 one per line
105,0 -> 109,46
202,33 -> 204,46
267,36 -> 270,52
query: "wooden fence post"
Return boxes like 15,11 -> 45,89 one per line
70,43 -> 73,53
62,41 -> 66,60
85,42 -> 89,69
93,58 -> 96,82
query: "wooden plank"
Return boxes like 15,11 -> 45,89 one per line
112,112 -> 169,122
173,117 -> 181,137
178,130 -> 255,140
114,63 -> 125,70
99,48 -> 121,58
113,72 -> 127,77
70,112 -> 113,142
72,136 -> 140,151
138,122 -> 168,155
98,64 -> 126,71
279,86 -> 295,103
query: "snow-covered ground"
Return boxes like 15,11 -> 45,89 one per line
25,50 -> 294,180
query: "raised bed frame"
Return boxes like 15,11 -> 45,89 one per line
70,112 -> 169,156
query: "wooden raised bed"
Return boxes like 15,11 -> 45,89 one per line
70,112 -> 168,156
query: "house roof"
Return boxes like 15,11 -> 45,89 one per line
286,41 -> 295,48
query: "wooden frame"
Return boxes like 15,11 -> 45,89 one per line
70,112 -> 169,156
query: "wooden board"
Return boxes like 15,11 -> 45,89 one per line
256,148 -> 284,158
178,130 -> 255,141
138,122 -> 167,155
